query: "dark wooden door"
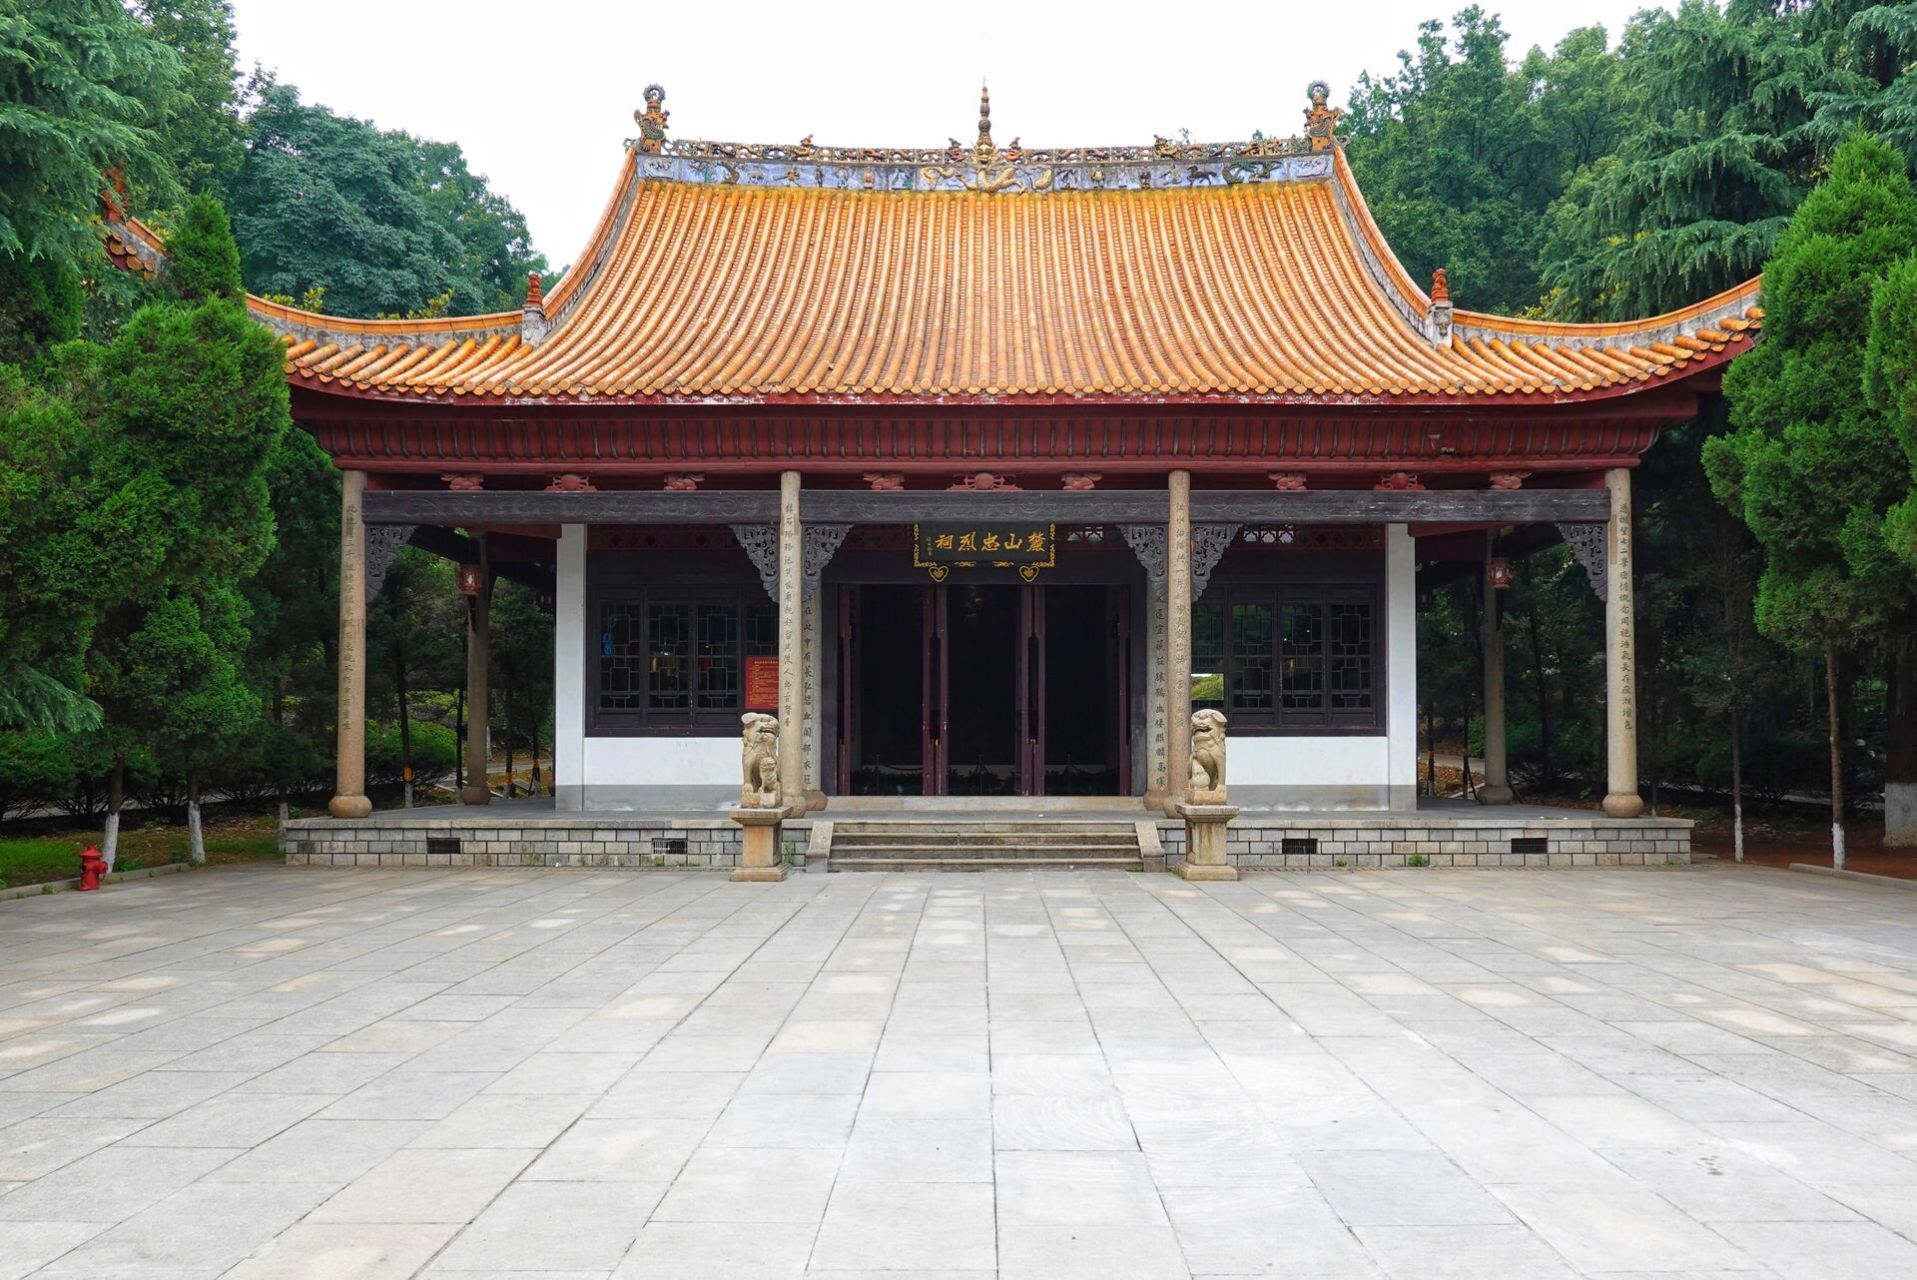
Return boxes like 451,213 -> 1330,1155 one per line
924,586 -> 946,795
1019,585 -> 1045,795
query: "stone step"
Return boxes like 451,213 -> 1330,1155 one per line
828,831 -> 1134,839
831,857 -> 1144,872
823,818 -> 1144,872
824,839 -> 1134,850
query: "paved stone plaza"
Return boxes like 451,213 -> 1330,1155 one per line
5,865 -> 1917,1278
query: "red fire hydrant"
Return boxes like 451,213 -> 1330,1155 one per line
78,846 -> 108,892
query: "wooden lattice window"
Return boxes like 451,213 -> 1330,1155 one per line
593,589 -> 776,732
1193,584 -> 1379,732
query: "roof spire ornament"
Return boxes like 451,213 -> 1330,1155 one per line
634,84 -> 669,154
1426,266 -> 1454,345
978,83 -> 993,148
522,270 -> 550,344
1303,80 -> 1343,151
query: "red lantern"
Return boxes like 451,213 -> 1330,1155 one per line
1487,557 -> 1513,590
457,563 -> 483,596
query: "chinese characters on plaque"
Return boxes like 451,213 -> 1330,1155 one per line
911,524 -> 1059,583
743,656 -> 780,711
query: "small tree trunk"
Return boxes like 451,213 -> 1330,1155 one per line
397,652 -> 414,810
1521,558 -> 1554,783
453,685 -> 465,793
102,759 -> 125,870
1887,636 -> 1917,847
503,672 -> 515,799
1826,644 -> 1846,871
530,721 -> 542,798
1730,710 -> 1745,863
186,767 -> 205,865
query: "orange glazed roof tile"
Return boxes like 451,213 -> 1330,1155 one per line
109,92 -> 1762,407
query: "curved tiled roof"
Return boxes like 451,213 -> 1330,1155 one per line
115,142 -> 1762,407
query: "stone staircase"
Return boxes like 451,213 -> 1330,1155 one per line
813,819 -> 1160,872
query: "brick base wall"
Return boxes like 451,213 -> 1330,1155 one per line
1158,815 -> 1691,868
283,818 -> 746,869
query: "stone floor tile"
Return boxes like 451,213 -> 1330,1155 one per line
993,1094 -> 1138,1150
0,1116 -> 146,1180
522,1117 -> 708,1181
707,1091 -> 858,1148
431,1180 -> 663,1272
810,1179 -> 995,1272
1707,1220 -> 1917,1279
115,1089 -> 329,1148
307,1147 -> 538,1223
1488,1181 -> 1756,1273
222,1221 -> 456,1280
202,1117 -> 428,1184
996,1150 -> 1167,1225
38,1180 -> 335,1274
839,1116 -> 994,1182
0,1219 -> 101,1280
410,1093 -> 590,1148
43,1069 -> 253,1119
998,1221 -> 1190,1279
612,1220 -> 814,1278
485,1051 -> 640,1094
1352,1222 -> 1579,1278
1163,1181 -> 1375,1277
0,1144 -> 235,1222
860,1069 -> 991,1118
1301,1150 -> 1512,1226
650,1145 -> 841,1223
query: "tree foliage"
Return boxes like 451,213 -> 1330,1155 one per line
229,77 -> 545,317
1710,134 -> 1917,653
0,1 -> 179,266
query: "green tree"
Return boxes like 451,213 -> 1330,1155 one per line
0,0 -> 180,267
133,0 -> 245,199
369,549 -> 463,807
71,196 -> 291,862
229,76 -> 546,316
491,581 -> 554,797
1709,134 -> 1917,860
1345,9 -> 1635,314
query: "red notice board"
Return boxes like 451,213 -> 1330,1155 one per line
744,657 -> 779,711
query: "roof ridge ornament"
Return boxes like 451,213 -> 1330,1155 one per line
522,271 -> 550,345
1426,266 -> 1454,345
634,84 -> 669,155
1304,80 -> 1342,152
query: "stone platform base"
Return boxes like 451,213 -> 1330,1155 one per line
1159,811 -> 1691,869
282,804 -> 1690,870
283,814 -> 746,870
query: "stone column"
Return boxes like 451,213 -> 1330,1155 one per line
778,471 -> 804,813
1166,470 -> 1194,815
1479,551 -> 1514,805
459,536 -> 492,806
1601,468 -> 1644,818
327,470 -> 373,819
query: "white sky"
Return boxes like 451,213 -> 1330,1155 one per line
228,0 -> 1675,266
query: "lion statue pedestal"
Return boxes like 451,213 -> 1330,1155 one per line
1174,709 -> 1238,881
730,713 -> 789,882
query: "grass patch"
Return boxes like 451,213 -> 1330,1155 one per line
0,814 -> 281,889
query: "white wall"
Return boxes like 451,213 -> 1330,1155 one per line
1229,524 -> 1418,811
1385,522 -> 1419,803
553,525 -> 586,809
581,736 -> 736,792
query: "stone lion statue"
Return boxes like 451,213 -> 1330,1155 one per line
740,713 -> 782,809
1189,709 -> 1228,803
